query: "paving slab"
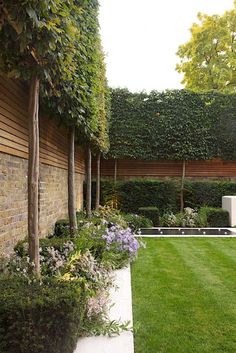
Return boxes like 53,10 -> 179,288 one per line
74,266 -> 134,353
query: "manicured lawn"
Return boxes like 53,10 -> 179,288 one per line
131,238 -> 236,353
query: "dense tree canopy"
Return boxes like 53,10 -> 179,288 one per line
0,0 -> 109,150
108,88 -> 236,161
176,5 -> 236,93
0,0 -> 109,272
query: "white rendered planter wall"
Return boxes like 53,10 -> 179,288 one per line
222,196 -> 236,227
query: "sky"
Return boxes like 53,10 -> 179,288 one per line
99,0 -> 234,92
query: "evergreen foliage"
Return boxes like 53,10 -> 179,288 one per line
198,207 -> 230,227
90,179 -> 236,215
138,207 -> 160,226
0,0 -> 109,150
108,88 -> 236,160
0,277 -> 85,353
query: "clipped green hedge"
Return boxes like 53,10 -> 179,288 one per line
90,179 -> 236,215
138,207 -> 159,226
90,179 -> 179,214
184,181 -> 236,208
54,219 -> 70,237
122,213 -> 153,232
0,277 -> 85,353
198,207 -> 230,227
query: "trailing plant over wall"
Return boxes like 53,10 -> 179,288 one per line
108,88 -> 236,161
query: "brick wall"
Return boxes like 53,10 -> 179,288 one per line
0,152 -> 84,255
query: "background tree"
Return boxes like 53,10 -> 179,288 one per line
176,6 -> 236,93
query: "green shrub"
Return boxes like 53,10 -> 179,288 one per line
138,207 -> 159,226
90,179 -> 179,214
118,180 -> 178,214
54,219 -> 70,237
90,179 -> 236,215
122,213 -> 153,232
184,181 -> 236,209
86,180 -> 120,209
160,207 -> 199,227
198,207 -> 229,227
0,277 -> 85,353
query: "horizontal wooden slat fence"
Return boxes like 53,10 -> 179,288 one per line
92,158 -> 236,179
0,76 -> 85,173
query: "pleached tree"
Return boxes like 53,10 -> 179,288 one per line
0,0 -> 109,272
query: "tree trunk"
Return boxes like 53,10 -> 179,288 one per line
68,126 -> 77,236
180,160 -> 186,212
114,159 -> 117,183
28,76 -> 40,275
86,147 -> 92,218
95,152 -> 101,210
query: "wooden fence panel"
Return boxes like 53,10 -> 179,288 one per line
92,158 -> 236,179
0,76 -> 85,174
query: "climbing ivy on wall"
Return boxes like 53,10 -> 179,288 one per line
108,88 -> 236,161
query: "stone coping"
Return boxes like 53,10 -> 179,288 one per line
136,227 -> 236,237
74,266 -> 134,353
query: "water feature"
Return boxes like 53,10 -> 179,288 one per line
139,228 -> 234,236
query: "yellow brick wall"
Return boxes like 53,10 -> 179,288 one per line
0,152 -> 84,255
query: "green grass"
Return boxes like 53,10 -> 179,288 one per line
131,238 -> 236,353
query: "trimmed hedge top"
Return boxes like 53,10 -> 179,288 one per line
107,88 -> 236,160
90,179 -> 236,215
0,277 -> 85,353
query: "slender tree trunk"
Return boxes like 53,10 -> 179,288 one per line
68,126 -> 77,236
95,152 -> 101,210
28,76 -> 40,275
114,159 -> 117,183
86,146 -> 92,218
180,160 -> 186,212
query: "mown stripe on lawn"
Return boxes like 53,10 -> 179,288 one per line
172,239 -> 236,313
132,238 -> 236,353
205,238 -> 236,265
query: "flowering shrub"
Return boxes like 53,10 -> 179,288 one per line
1,207 -> 142,342
11,240 -> 76,277
63,250 -> 113,291
102,224 -> 139,267
160,207 -> 199,227
40,241 -> 75,275
103,224 -> 139,255
181,207 -> 199,227
6,254 -> 31,279
76,206 -> 128,231
86,290 -> 111,320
